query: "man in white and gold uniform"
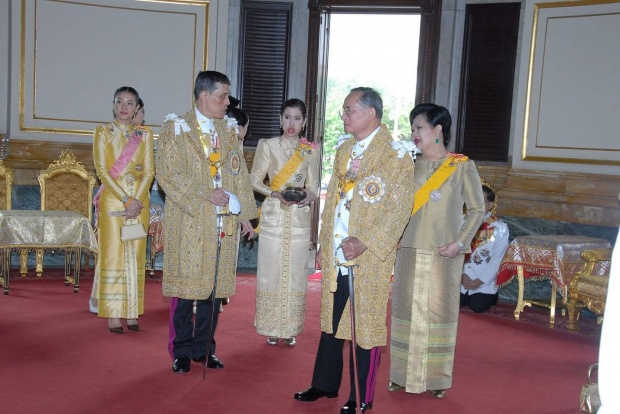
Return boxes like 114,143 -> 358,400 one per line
294,87 -> 415,414
156,71 -> 257,374
460,182 -> 509,313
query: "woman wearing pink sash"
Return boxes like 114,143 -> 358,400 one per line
92,87 -> 155,333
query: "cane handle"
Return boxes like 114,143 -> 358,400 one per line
335,244 -> 358,268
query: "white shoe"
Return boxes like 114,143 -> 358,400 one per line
89,298 -> 98,314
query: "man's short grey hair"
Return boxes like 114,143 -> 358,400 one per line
350,87 -> 383,120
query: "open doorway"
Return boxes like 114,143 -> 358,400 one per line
317,12 -> 422,234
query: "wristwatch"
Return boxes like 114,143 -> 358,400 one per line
457,241 -> 466,251
121,195 -> 130,204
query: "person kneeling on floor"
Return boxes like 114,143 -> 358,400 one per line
460,181 -> 509,313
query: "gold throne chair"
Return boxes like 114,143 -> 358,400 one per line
566,247 -> 612,331
0,161 -> 15,290
0,160 -> 14,210
34,149 -> 97,278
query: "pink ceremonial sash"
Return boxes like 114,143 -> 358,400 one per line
93,127 -> 144,225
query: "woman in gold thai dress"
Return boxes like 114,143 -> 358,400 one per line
250,99 -> 320,346
93,87 -> 155,333
390,103 -> 485,396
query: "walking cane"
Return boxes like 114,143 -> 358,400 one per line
203,212 -> 229,379
336,242 -> 363,414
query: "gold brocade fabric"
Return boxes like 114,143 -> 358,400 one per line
318,125 -> 415,349
250,137 -> 320,338
156,110 -> 258,300
496,235 -> 612,291
148,206 -> 165,255
45,173 -> 90,219
0,210 -> 98,251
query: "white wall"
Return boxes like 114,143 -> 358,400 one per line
511,0 -> 620,175
4,0 -> 618,177
3,0 -> 229,143
438,0 -> 620,176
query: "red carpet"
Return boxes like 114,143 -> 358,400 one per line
462,302 -> 602,341
0,272 -> 599,414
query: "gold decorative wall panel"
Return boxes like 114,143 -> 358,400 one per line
520,0 -> 620,167
12,0 -> 213,142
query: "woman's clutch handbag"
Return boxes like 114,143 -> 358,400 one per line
120,221 -> 147,242
579,363 -> 600,413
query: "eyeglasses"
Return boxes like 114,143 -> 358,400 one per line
339,106 -> 365,118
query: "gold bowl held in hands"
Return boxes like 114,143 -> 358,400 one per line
282,187 -> 306,202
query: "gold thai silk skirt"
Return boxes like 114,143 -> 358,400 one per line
255,198 -> 311,338
95,175 -> 148,319
390,247 -> 463,393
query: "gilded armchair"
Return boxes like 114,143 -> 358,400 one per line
566,247 -> 612,331
0,160 -> 14,210
0,161 -> 14,290
34,149 -> 97,278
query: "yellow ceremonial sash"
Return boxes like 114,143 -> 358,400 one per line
255,146 -> 305,234
270,148 -> 304,191
411,154 -> 468,216
336,151 -> 357,200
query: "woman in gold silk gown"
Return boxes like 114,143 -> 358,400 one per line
390,103 -> 485,396
250,99 -> 320,346
93,87 -> 155,333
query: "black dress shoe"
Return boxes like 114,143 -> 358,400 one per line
172,358 -> 191,373
340,400 -> 372,414
126,323 -> 140,332
207,355 -> 224,369
294,386 -> 338,402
